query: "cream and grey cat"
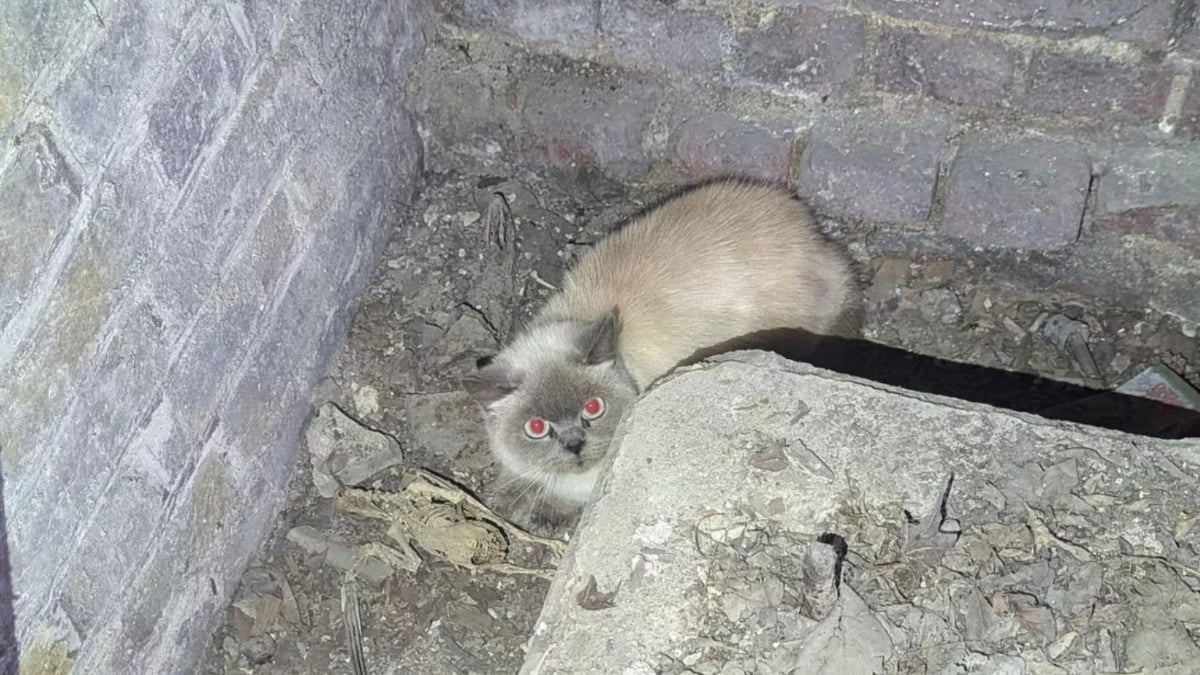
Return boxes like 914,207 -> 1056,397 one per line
464,179 -> 859,524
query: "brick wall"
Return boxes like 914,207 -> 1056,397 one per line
420,0 -> 1200,322
0,0 -> 425,671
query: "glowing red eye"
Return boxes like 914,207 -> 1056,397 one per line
525,417 -> 549,438
582,397 -> 605,420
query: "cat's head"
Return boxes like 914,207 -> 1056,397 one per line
463,310 -> 638,483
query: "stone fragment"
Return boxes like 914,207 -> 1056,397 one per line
522,352 -> 1200,672
305,403 -> 404,498
942,137 -> 1090,250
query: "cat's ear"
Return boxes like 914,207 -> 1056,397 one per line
580,308 -> 620,365
463,361 -> 519,407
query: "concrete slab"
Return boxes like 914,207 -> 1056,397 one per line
523,352 -> 1200,674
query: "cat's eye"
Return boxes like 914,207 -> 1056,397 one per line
581,397 -> 605,421
524,417 -> 550,439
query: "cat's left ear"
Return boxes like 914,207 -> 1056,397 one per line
580,308 -> 620,365
463,361 -> 520,408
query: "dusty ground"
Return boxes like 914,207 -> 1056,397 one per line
199,169 -> 1199,674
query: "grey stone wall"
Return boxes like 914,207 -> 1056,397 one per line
418,0 -> 1200,323
0,0 -> 425,671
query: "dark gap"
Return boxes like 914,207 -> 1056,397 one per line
689,329 -> 1200,439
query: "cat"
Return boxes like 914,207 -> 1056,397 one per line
464,178 -> 860,530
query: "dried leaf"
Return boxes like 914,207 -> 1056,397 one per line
575,574 -> 619,611
789,585 -> 894,673
997,592 -> 1057,643
904,473 -> 962,567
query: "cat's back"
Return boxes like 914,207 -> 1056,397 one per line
540,179 -> 856,386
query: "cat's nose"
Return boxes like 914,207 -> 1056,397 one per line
559,427 -> 586,455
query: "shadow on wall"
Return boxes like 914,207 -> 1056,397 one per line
0,466 -> 16,675
698,330 -> 1200,440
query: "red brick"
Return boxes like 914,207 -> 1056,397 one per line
519,72 -> 661,177
733,7 -> 866,96
942,136 -> 1091,250
861,0 -> 1174,49
601,1 -> 729,73
669,111 -> 793,184
457,0 -> 598,48
876,27 -> 1020,109
1023,50 -> 1173,125
797,113 -> 948,222
1093,206 -> 1200,253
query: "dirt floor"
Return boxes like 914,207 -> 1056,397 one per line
198,169 -> 1200,674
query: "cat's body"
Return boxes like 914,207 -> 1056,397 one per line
465,179 -> 859,525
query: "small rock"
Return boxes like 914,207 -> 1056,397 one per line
287,526 -> 395,585
305,403 -> 404,498
1108,352 -> 1132,375
919,288 -> 962,325
867,257 -> 911,305
353,385 -> 381,418
241,634 -> 277,665
916,259 -> 955,287
286,526 -> 331,555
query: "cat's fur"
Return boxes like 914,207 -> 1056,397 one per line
464,179 -> 859,525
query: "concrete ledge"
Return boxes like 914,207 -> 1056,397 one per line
524,351 -> 1200,673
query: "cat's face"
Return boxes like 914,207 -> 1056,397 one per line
464,311 -> 638,491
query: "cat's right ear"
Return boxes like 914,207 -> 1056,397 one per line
462,361 -> 519,408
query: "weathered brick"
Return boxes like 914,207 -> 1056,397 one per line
52,2 -> 201,166
670,111 -> 793,183
861,0 -> 1175,49
601,1 -> 729,73
876,27 -> 1020,109
519,70 -> 660,177
1023,50 -> 1173,125
1094,144 -> 1200,212
1094,206 -> 1200,252
0,220 -> 125,484
8,304 -> 170,620
59,442 -> 172,638
733,7 -> 866,95
0,1 -> 100,139
797,114 -> 948,222
458,0 -> 598,47
147,19 -> 253,184
867,227 -> 1200,323
7,0 -> 426,671
72,454 -> 241,672
0,126 -> 81,333
942,137 -> 1092,250
408,40 -> 519,173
